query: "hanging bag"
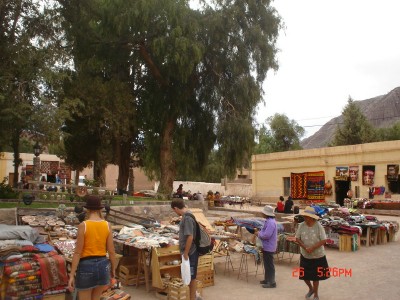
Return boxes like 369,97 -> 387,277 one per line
181,255 -> 191,285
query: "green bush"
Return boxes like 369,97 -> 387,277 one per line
0,177 -> 18,199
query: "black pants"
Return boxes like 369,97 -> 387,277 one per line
262,250 -> 275,284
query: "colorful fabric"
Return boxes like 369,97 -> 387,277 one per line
4,261 -> 39,275
7,283 -> 42,292
291,172 -> 307,199
8,269 -> 41,278
8,277 -> 41,284
362,165 -> 375,185
387,164 -> 399,181
349,166 -> 359,181
33,251 -> 68,290
306,171 -> 325,201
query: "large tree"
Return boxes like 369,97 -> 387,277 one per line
134,0 -> 281,194
254,113 -> 304,153
56,0 -> 281,194
332,97 -> 377,146
0,0 -> 63,186
58,0 -> 137,188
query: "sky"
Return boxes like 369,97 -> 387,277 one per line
256,0 -> 400,137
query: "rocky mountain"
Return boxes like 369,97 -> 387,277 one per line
301,87 -> 400,149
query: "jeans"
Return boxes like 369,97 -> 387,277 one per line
189,250 -> 199,280
76,257 -> 110,290
262,251 -> 275,284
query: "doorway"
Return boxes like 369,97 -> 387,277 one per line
335,179 -> 350,207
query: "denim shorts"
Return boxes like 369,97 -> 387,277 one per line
189,251 -> 199,280
76,257 -> 110,290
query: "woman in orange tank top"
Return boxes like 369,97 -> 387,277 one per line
68,195 -> 116,300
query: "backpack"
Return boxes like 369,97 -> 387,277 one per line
187,213 -> 214,256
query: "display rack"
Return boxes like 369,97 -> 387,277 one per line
151,245 -> 181,290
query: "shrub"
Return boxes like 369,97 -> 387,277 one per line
0,177 -> 18,199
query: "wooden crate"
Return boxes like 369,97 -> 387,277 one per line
118,264 -> 146,286
197,269 -> 214,287
339,234 -> 358,252
165,280 -> 202,300
198,253 -> 213,271
167,282 -> 189,300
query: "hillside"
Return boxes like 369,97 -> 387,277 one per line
301,87 -> 400,149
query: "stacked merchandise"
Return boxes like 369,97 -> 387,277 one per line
0,225 -> 68,300
276,234 -> 300,254
1,246 -> 68,300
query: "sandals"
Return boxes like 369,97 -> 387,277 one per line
305,290 -> 314,299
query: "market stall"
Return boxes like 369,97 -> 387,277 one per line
0,222 -> 68,300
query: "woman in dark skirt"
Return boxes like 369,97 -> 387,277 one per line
290,206 -> 329,300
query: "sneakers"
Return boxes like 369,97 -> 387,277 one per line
262,282 -> 277,288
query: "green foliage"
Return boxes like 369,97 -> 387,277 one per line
332,97 -> 377,146
0,177 -> 18,199
376,122 -> 400,141
255,114 -> 305,153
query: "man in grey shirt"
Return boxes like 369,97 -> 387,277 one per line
171,199 -> 199,300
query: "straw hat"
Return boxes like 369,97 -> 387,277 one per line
262,205 -> 275,217
83,195 -> 104,210
300,206 -> 319,220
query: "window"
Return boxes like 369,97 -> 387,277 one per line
283,177 -> 290,196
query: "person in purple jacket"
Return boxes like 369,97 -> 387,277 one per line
254,205 -> 278,288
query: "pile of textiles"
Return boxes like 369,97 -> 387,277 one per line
276,234 -> 300,254
232,217 -> 285,235
115,226 -> 179,249
0,245 -> 67,300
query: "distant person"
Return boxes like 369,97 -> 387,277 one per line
176,184 -> 183,198
254,205 -> 277,288
284,196 -> 294,214
275,196 -> 285,213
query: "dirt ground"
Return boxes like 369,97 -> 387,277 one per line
123,208 -> 400,300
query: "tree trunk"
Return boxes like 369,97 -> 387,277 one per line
157,119 -> 176,195
11,129 -> 21,188
117,141 -> 130,194
93,161 -> 106,187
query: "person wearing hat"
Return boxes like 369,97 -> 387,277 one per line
68,195 -> 117,300
254,205 -> 277,288
291,206 -> 330,300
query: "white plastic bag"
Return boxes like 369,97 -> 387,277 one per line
181,255 -> 191,285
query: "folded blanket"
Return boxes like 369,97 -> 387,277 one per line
8,277 -> 41,284
7,283 -> 42,292
33,251 -> 67,290
4,262 -> 39,275
9,269 -> 41,278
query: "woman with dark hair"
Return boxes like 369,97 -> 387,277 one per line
68,196 -> 116,300
254,205 -> 277,288
276,196 -> 285,213
284,196 -> 294,214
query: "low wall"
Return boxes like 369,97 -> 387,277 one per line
2,200 -> 208,226
165,181 -> 252,197
0,208 -> 17,225
108,200 -> 207,223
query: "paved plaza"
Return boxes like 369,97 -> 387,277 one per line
123,207 -> 400,300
